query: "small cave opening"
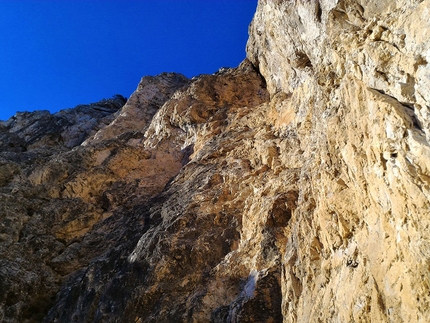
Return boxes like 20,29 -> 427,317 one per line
295,51 -> 313,69
267,191 -> 299,227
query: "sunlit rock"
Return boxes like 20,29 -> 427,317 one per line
1,1 -> 429,322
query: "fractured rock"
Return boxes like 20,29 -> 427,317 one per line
1,1 -> 430,322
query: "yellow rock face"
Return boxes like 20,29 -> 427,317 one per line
245,0 -> 430,321
1,1 -> 430,322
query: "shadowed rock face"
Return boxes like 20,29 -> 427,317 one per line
0,94 -> 127,152
40,61 -> 271,323
2,1 -> 430,322
0,74 -> 191,322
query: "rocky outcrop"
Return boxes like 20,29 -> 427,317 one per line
0,74 -> 189,323
246,1 -> 430,321
1,1 -> 430,322
39,61 -> 270,323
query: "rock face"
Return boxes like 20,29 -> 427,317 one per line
246,1 -> 430,321
1,1 -> 430,322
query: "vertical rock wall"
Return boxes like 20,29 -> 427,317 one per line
1,1 -> 429,322
246,0 -> 430,321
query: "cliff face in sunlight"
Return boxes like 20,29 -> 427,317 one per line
1,0 -> 430,322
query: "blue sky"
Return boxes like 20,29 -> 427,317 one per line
0,0 -> 258,121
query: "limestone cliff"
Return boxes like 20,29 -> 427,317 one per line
1,0 -> 430,322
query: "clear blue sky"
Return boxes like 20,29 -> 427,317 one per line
0,0 -> 258,121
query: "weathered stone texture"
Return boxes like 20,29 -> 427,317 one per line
1,1 -> 430,322
247,0 -> 430,322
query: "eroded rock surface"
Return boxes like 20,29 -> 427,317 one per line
0,74 -> 189,322
246,1 -> 430,321
1,1 -> 430,322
